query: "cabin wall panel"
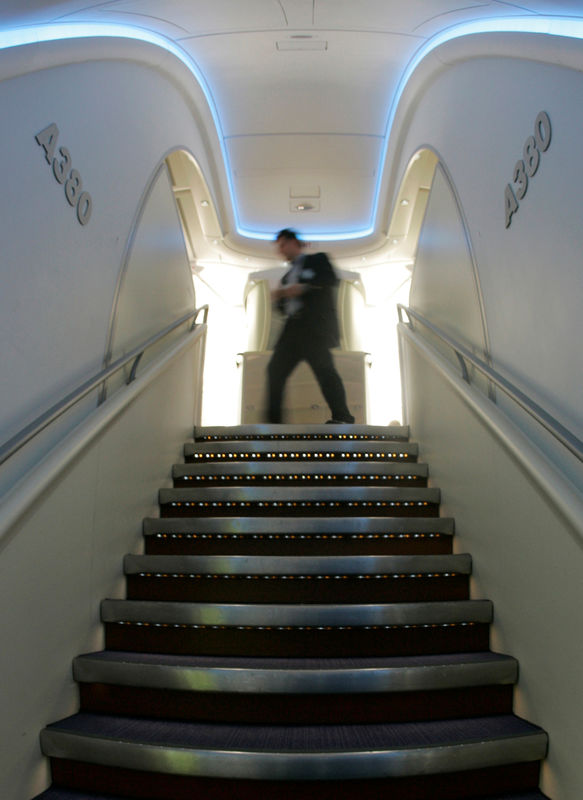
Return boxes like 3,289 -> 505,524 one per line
394,43 -> 583,800
398,55 -> 583,444
0,54 -> 208,455
400,330 -> 583,800
0,340 -> 201,800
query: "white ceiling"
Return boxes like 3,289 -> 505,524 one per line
1,0 -> 581,247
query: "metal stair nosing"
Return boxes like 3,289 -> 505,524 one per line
159,486 -> 441,505
193,424 -> 410,441
172,461 -> 430,480
122,552 -> 472,577
142,516 -> 455,536
40,714 -> 548,782
100,598 -> 493,627
72,650 -> 518,695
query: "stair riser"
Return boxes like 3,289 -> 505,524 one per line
78,683 -> 514,724
104,623 -> 490,658
125,575 -> 469,604
174,477 -> 429,488
159,504 -> 440,518
193,425 -> 410,441
50,758 -> 542,800
185,454 -> 419,464
144,534 -> 453,556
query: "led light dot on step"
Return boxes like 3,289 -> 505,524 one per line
116,620 -> 476,632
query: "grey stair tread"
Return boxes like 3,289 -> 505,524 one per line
41,713 -> 547,780
194,424 -> 410,441
159,487 -> 440,503
74,650 -> 517,693
101,599 -> 493,627
173,461 -> 429,478
143,516 -> 455,535
34,790 -> 550,800
33,792 -> 131,800
185,440 -> 418,457
33,791 -> 132,800
479,795 -> 551,800
123,553 -> 471,575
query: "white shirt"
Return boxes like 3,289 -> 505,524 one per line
283,254 -> 305,316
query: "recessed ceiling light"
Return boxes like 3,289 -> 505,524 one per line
400,199 -> 409,206
200,200 -> 209,207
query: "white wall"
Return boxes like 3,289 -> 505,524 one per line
0,331 -> 205,800
109,163 -> 195,363
399,329 -> 583,800
387,41 -> 583,474
0,37 -> 218,798
0,39 -> 218,479
410,164 -> 487,358
388,33 -> 583,800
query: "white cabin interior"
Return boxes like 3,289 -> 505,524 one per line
0,3 -> 582,799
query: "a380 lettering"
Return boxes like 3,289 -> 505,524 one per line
35,123 -> 92,226
504,111 -> 551,228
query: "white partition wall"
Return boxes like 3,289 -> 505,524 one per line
0,332 -> 206,800
398,328 -> 583,800
387,37 -> 583,465
389,33 -> 583,800
0,35 -> 216,799
0,37 -> 219,476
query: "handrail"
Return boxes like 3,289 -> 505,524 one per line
397,304 -> 583,464
0,305 -> 209,468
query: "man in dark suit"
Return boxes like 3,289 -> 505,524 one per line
267,228 -> 355,424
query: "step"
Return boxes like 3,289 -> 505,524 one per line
142,516 -> 455,555
173,460 -> 429,487
194,424 -> 410,442
33,790 -> 552,800
102,598 -> 492,628
33,787 -> 552,800
40,713 -> 547,782
185,439 -> 419,463
123,553 -> 470,604
74,650 -> 516,724
101,599 -> 492,658
74,650 -> 516,695
159,486 -> 440,517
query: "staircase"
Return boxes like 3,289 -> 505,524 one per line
35,424 -> 549,800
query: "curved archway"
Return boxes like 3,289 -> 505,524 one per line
387,148 -> 438,264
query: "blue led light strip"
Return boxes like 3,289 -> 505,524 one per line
2,17 -> 582,241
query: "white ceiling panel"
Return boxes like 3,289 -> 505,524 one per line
0,0 -> 581,243
183,30 -> 414,137
0,1 -> 104,25
227,133 -> 382,234
496,0 -> 583,10
64,0 -> 288,36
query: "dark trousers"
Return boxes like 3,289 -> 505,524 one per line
267,317 -> 352,423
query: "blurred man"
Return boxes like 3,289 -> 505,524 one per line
267,228 -> 354,424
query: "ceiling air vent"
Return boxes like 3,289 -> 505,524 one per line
277,39 -> 327,51
290,185 -> 320,212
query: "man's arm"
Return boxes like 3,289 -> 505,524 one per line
271,283 -> 307,302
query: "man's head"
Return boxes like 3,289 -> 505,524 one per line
275,228 -> 303,262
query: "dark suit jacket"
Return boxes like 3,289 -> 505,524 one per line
278,252 -> 340,348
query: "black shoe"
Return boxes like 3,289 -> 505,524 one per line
326,416 -> 355,424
